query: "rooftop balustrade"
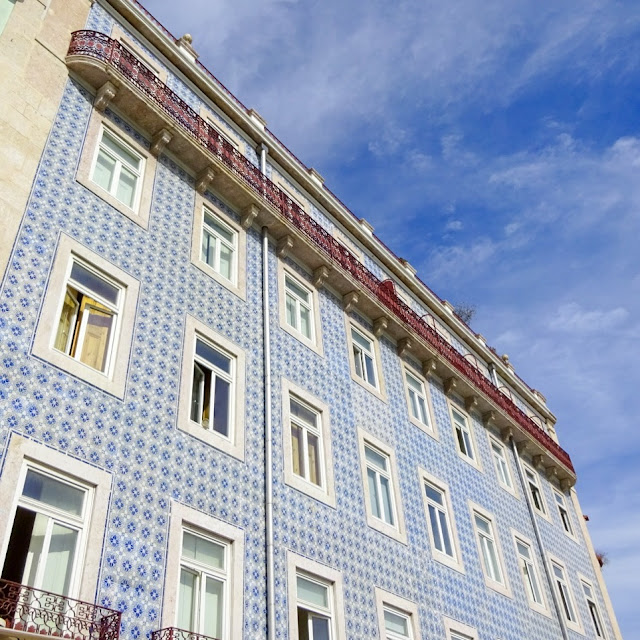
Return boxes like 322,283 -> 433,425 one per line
66,30 -> 575,479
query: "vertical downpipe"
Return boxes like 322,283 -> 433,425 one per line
260,138 -> 276,640
509,437 -> 569,640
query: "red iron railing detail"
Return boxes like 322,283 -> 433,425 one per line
0,579 -> 121,640
151,627 -> 220,640
66,31 -> 574,474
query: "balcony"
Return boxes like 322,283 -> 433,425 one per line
0,580 -> 121,640
65,30 -> 575,483
151,628 -> 219,640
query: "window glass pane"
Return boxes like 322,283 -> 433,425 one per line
203,576 -> 224,639
22,470 -> 85,516
55,290 -> 79,352
191,363 -> 205,423
353,345 -> 364,378
299,305 -> 311,339
285,294 -> 297,328
462,431 -> 474,458
296,576 -> 328,608
285,276 -> 310,302
177,568 -> 195,631
311,616 -> 330,640
218,244 -> 232,280
41,523 -> 78,595
79,304 -> 114,372
291,424 -> 304,477
428,505 -> 443,551
425,484 -> 443,505
406,372 -> 421,392
116,165 -> 137,208
23,512 -> 48,586
364,354 -> 377,386
365,446 -> 387,471
290,399 -> 316,427
70,263 -> 119,305
307,432 -> 321,486
182,532 -> 225,570
93,150 -> 116,192
367,468 -> 381,519
379,476 -> 394,525
351,329 -> 371,351
196,340 -> 231,374
384,609 -> 409,636
211,219 -> 234,245
438,510 -> 453,557
202,230 -> 215,267
102,131 -> 140,169
516,541 -> 531,560
553,564 -> 564,580
474,515 -> 490,535
455,426 -> 467,454
212,377 -> 230,437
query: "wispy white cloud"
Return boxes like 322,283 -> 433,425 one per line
547,303 -> 629,333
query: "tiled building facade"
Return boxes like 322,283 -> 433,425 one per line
0,2 -> 622,640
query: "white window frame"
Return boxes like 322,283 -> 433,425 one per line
282,379 -> 335,507
357,430 -> 406,543
553,489 -> 576,540
522,461 -> 550,521
375,588 -> 421,640
278,263 -> 323,355
448,403 -> 481,470
191,193 -> 247,300
0,435 -> 111,604
32,234 -> 139,398
418,468 -> 464,573
488,434 -> 517,496
579,573 -> 607,638
287,552 -> 346,640
511,530 -> 549,616
402,364 -> 436,437
163,502 -> 244,640
442,617 -> 478,640
548,554 -> 583,633
178,315 -> 246,460
346,319 -> 386,400
76,111 -> 156,228
468,501 -> 511,597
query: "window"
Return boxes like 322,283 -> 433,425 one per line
404,368 -> 434,433
0,0 -> 16,36
90,127 -> 144,210
201,209 -> 237,284
523,463 -> 547,517
419,470 -> 463,571
1,467 -> 90,597
375,589 -> 420,640
358,431 -> 405,542
190,338 -> 234,438
282,381 -> 335,506
191,195 -> 246,299
550,559 -> 581,631
178,316 -> 246,460
32,235 -> 139,398
581,577 -> 606,638
164,503 -> 244,640
76,112 -> 156,227
443,618 -> 478,640
54,260 -> 122,375
288,553 -> 345,640
177,529 -> 229,639
513,535 -> 546,613
470,503 -> 510,597
489,436 -> 515,493
285,274 -> 314,341
553,490 -> 575,537
449,405 -> 478,467
351,327 -> 378,388
382,607 -> 412,640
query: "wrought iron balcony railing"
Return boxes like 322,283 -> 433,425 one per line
0,579 -> 121,640
66,30 -> 574,476
151,627 -> 219,640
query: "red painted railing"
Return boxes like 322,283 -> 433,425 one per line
66,31 -> 574,474
151,628 -> 219,640
0,579 -> 121,640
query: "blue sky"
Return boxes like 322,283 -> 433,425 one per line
141,0 -> 639,633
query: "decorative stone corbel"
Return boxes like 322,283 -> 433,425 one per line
483,411 -> 497,428
444,377 -> 458,396
532,454 -> 544,470
422,358 -> 437,378
465,395 -> 478,413
545,466 -> 559,481
276,235 -> 294,259
94,81 -> 117,112
196,166 -> 216,195
499,426 -> 513,442
516,440 -> 530,454
240,204 -> 259,230
373,317 -> 389,338
396,337 -> 412,358
560,477 -> 574,491
343,291 -> 359,313
312,265 -> 330,289
150,128 -> 172,157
